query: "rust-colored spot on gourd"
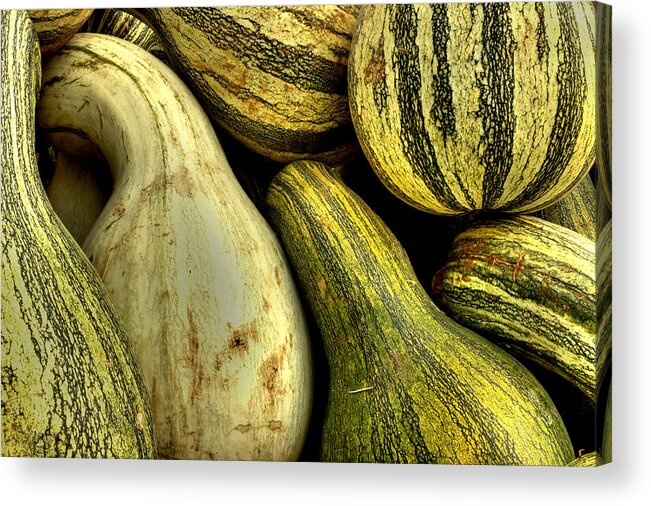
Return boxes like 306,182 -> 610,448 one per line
274,266 -> 282,286
259,352 -> 287,406
513,253 -> 526,281
170,166 -> 196,198
389,350 -> 404,370
262,296 -> 270,312
187,307 -> 204,400
213,354 -> 222,372
365,46 -> 385,86
235,424 -> 251,434
268,420 -> 282,431
317,277 -> 327,299
227,320 -> 259,351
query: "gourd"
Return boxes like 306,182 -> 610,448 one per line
128,6 -> 360,164
267,160 -> 574,465
83,9 -> 167,62
596,219 -> 612,396
567,451 -> 603,467
596,3 -> 612,209
44,148 -> 112,246
348,3 -> 596,215
533,173 -> 597,241
1,9 -> 155,458
37,33 -> 313,461
432,216 -> 598,402
28,8 -> 93,54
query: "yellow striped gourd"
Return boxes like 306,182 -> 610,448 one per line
128,6 -> 360,164
432,216 -> 597,402
28,8 -> 93,54
348,3 -> 596,215
533,173 -> 597,241
267,160 -> 573,465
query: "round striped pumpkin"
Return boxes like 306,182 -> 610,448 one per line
349,3 -> 596,215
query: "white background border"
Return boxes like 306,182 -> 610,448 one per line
2,0 -> 647,504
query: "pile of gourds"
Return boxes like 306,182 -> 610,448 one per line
1,4 -> 611,466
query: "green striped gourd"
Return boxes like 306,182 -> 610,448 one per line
533,173 -> 597,241
129,6 -> 360,164
1,10 -> 155,458
348,3 -> 596,215
432,216 -> 597,402
567,451 -> 603,467
45,149 -> 112,246
596,3 -> 612,209
83,9 -> 167,62
596,219 -> 612,394
267,160 -> 573,465
28,8 -> 93,54
37,33 -> 313,461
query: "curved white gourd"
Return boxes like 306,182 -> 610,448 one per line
37,33 -> 313,461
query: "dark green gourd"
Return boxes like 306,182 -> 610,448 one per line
267,160 -> 574,465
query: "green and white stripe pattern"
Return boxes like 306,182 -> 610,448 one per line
349,2 -> 596,215
131,6 -> 360,164
433,216 -> 597,401
84,9 -> 167,61
1,10 -> 156,458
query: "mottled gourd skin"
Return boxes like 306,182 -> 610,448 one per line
596,219 -> 612,398
433,216 -> 597,402
1,10 -> 156,459
83,9 -> 167,62
595,4 -> 612,209
267,160 -> 574,465
567,451 -> 603,467
28,8 -> 93,54
533,173 -> 597,241
37,34 -> 313,461
130,6 -> 360,165
349,3 -> 596,215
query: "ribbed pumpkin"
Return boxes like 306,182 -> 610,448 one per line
349,2 -> 596,215
432,216 -> 597,402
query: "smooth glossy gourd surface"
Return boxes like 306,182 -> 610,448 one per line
37,33 -> 313,461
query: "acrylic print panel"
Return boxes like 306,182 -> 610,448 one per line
1,1 -> 611,466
